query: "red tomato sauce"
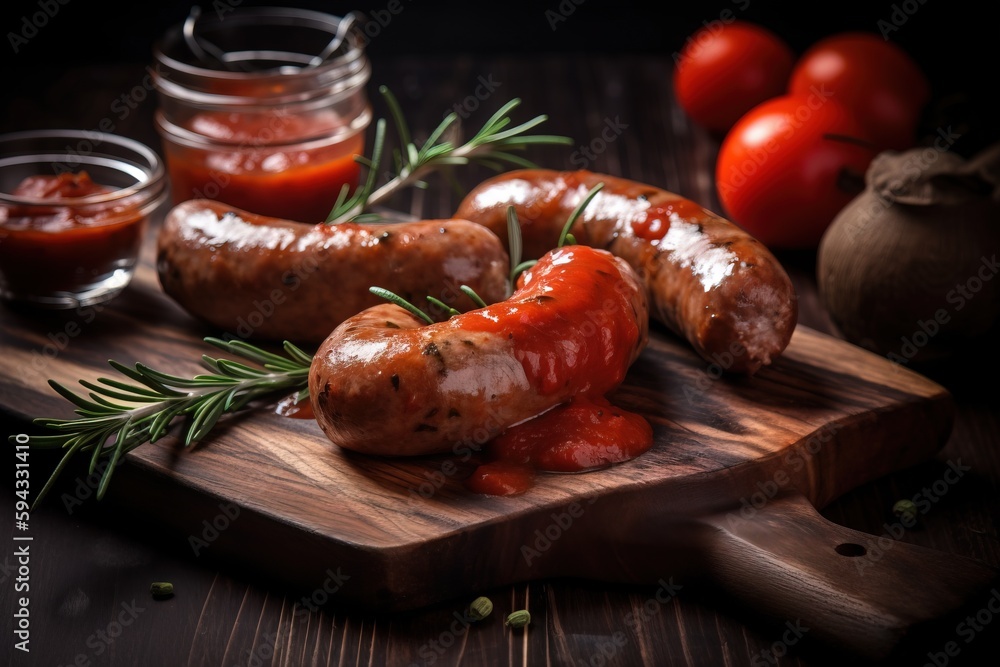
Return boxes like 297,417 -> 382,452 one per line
0,172 -> 145,296
454,246 -> 640,397
163,110 -> 363,223
466,396 -> 653,496
630,199 -> 705,242
460,246 -> 651,496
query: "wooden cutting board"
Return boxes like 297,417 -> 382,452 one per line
1,235 -> 996,662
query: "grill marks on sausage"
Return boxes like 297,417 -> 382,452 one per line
390,373 -> 400,391
422,341 -> 448,375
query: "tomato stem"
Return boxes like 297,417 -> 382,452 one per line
822,133 -> 879,151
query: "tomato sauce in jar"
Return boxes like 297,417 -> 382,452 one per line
153,8 -> 371,223
160,110 -> 365,223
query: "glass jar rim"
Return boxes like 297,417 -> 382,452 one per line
0,129 -> 166,208
152,7 -> 369,101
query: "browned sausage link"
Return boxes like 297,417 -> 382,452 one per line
156,200 -> 510,343
454,169 -> 798,374
309,246 -> 648,456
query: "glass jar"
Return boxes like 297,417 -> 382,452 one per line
152,7 -> 372,223
0,129 -> 167,308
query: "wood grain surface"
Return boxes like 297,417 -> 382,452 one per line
1,206 -> 996,662
2,54 -> 1000,667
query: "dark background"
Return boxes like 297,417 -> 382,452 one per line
0,0 -> 987,67
1,0 -> 996,154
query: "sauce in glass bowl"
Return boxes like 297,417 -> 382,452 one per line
0,130 -> 167,309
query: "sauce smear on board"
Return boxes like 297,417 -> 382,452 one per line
466,396 -> 653,496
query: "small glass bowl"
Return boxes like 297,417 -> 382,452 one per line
0,129 -> 167,309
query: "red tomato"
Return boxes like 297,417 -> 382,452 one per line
673,21 -> 795,134
715,94 -> 878,249
788,32 -> 930,151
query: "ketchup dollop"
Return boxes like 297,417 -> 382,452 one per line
0,172 -> 145,298
630,200 -> 706,241
466,396 -> 653,496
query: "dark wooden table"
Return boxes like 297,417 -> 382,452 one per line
3,53 -> 1000,667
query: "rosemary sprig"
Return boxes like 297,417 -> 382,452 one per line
558,181 -> 604,247
460,286 -> 488,309
369,286 -> 434,324
507,206 -> 536,293
325,86 -> 572,224
370,285 -> 487,323
15,338 -> 313,508
426,296 -> 461,318
506,182 -> 606,288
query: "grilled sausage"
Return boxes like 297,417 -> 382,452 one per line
454,169 -> 798,374
309,245 -> 648,456
157,200 -> 510,342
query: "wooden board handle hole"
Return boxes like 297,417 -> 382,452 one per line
834,542 -> 867,557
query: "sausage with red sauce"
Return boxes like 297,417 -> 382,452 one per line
309,245 -> 648,456
454,169 -> 798,373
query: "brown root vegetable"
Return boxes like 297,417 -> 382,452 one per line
817,143 -> 1000,366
